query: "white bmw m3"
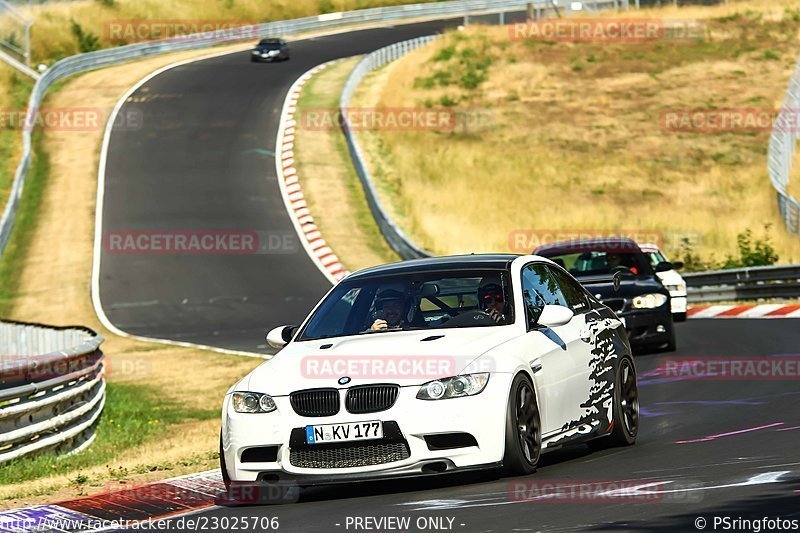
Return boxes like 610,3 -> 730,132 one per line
220,254 -> 638,488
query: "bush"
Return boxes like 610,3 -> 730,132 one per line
678,225 -> 779,272
71,20 -> 100,53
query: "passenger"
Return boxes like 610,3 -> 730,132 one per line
478,278 -> 510,324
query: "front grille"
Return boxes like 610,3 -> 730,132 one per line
290,389 -> 340,417
345,385 -> 399,414
289,442 -> 410,469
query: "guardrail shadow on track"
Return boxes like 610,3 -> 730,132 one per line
0,319 -> 105,463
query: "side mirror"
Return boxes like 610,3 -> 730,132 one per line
537,305 -> 574,328
655,261 -> 674,273
671,260 -> 684,271
266,325 -> 298,349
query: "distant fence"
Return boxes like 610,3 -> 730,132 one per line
0,320 -> 105,463
339,36 -> 439,260
767,57 -> 800,234
684,265 -> 800,302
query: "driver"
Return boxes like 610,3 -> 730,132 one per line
478,278 -> 509,324
370,289 -> 409,331
606,253 -> 622,269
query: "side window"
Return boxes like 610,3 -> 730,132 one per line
521,264 -> 567,325
550,267 -> 589,313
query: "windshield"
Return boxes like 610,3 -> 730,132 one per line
258,40 -> 282,49
545,251 -> 654,277
645,250 -> 667,267
298,269 -> 515,341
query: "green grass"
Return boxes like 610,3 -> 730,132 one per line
0,382 -> 217,493
0,130 -> 48,318
294,60 -> 399,268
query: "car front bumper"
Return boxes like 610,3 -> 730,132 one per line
222,373 -> 512,484
618,306 -> 673,347
669,294 -> 687,314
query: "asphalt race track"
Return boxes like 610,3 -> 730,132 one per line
98,16 -> 800,533
159,319 -> 800,532
98,17 -> 506,353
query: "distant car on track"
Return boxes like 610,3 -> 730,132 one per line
639,242 -> 687,322
221,254 -> 638,489
534,238 -> 676,353
251,38 -> 290,62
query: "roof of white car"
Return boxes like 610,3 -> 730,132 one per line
347,254 -> 520,280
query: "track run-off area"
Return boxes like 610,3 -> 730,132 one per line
93,17 -> 800,533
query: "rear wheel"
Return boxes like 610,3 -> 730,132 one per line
502,374 -> 541,476
588,357 -> 638,450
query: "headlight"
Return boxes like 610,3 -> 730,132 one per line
416,373 -> 489,400
232,392 -> 277,413
632,293 -> 668,309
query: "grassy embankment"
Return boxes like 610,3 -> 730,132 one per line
293,57 -> 400,272
0,46 -> 264,506
349,0 -> 800,265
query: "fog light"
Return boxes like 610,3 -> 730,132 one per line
656,325 -> 666,333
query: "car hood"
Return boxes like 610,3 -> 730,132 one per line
580,276 -> 668,300
242,326 -> 520,395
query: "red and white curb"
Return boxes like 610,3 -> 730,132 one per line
688,304 -> 800,319
276,60 -> 349,285
0,470 -> 224,530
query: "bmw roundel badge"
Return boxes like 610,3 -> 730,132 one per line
338,376 -> 351,385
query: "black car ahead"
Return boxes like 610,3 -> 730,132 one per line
251,38 -> 290,62
534,237 -> 676,353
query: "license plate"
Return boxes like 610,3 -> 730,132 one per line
305,421 -> 383,444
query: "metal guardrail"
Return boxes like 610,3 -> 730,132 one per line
768,57 -> 800,234
683,264 -> 800,302
0,0 -> 551,257
339,36 -> 440,260
0,320 -> 105,463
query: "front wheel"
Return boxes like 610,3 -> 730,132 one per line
502,374 -> 541,476
220,433 -> 232,489
588,357 -> 638,450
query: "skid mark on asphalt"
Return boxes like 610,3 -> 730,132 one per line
675,422 -> 784,444
396,471 -> 792,511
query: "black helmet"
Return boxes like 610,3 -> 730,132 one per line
375,288 -> 407,308
477,277 -> 508,309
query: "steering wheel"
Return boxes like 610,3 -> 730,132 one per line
439,309 -> 494,328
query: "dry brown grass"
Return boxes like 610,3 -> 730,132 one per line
350,0 -> 800,264
15,0 -> 443,64
294,57 -> 400,272
1,44 -> 261,506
